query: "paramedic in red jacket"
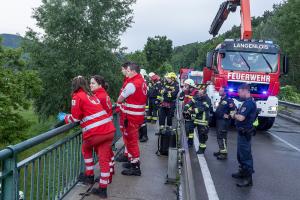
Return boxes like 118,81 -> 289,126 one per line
117,62 -> 147,176
64,76 -> 115,198
90,75 -> 115,183
115,67 -> 131,163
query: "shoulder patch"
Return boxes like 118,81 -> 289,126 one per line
241,107 -> 246,113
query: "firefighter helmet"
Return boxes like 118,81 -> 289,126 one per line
167,72 -> 177,80
184,79 -> 196,88
149,72 -> 155,77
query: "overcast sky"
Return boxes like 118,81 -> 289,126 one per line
0,0 -> 283,52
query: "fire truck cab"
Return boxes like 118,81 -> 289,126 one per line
203,39 -> 289,130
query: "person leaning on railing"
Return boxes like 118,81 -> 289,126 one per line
57,76 -> 116,199
90,75 -> 115,184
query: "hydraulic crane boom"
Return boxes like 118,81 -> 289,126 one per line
209,0 -> 252,40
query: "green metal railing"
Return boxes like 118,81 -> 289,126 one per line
0,113 -> 122,200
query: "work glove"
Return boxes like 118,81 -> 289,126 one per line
191,114 -> 196,120
57,112 -> 67,121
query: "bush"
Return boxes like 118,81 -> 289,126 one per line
279,85 -> 300,104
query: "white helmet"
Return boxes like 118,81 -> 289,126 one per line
184,79 -> 196,88
140,69 -> 147,78
148,72 -> 155,77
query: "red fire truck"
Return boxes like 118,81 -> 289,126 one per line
203,0 -> 289,130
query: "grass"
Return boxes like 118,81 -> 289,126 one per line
0,107 -> 56,150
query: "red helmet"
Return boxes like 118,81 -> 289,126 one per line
151,74 -> 160,82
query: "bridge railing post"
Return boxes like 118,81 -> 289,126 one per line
1,147 -> 17,200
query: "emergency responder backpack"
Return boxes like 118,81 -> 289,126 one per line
156,129 -> 177,156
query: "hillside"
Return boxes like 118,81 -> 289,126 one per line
0,33 -> 23,48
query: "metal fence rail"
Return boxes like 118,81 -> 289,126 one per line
279,100 -> 300,109
0,113 -> 122,200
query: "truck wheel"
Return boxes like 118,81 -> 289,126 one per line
256,117 -> 275,131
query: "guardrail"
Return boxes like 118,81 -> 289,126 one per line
279,100 -> 300,109
0,113 -> 122,200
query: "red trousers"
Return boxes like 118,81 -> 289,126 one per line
81,132 -> 114,188
124,121 -> 140,163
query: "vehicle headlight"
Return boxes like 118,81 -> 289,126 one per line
269,106 -> 277,111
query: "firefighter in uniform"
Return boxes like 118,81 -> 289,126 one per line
157,72 -> 179,133
59,76 -> 116,198
179,79 -> 198,147
184,88 -> 211,154
147,73 -> 162,124
214,86 -> 236,160
90,75 -> 115,183
117,62 -> 147,176
231,84 -> 256,187
139,71 -> 151,143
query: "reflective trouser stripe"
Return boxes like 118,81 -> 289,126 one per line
188,133 -> 194,139
99,179 -> 109,184
199,143 -> 207,148
101,172 -> 110,177
84,158 -> 93,163
131,158 -> 139,163
86,166 -> 94,171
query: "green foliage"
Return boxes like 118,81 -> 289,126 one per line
24,0 -> 136,118
144,36 -> 173,72
270,0 -> 300,87
125,50 -> 148,69
279,85 -> 300,104
0,39 -> 42,143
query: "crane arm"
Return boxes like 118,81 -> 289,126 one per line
209,0 -> 252,40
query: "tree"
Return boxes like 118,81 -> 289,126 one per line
270,0 -> 300,87
125,50 -> 148,69
144,36 -> 173,73
24,0 -> 136,118
0,38 -> 42,143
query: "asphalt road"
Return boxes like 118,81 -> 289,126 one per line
191,116 -> 300,200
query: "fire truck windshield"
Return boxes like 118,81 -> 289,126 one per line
221,51 -> 278,73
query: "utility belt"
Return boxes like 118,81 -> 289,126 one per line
237,127 -> 256,136
161,101 -> 175,108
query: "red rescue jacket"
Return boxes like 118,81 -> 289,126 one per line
65,89 -> 116,140
93,87 -> 113,118
120,74 -> 147,125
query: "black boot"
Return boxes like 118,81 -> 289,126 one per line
217,153 -> 227,160
91,187 -> 108,199
121,162 -> 141,176
116,154 -> 128,162
140,135 -> 148,143
78,173 -> 94,185
187,139 -> 194,148
155,128 -> 164,136
196,147 -> 206,154
122,162 -> 132,169
232,169 -> 246,179
236,176 -> 253,187
213,151 -> 221,157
